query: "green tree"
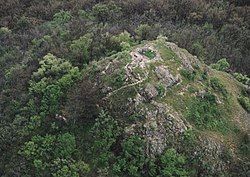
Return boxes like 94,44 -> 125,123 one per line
70,33 -> 92,65
135,24 -> 152,41
90,110 -> 121,167
113,135 -> 147,177
92,2 -> 122,23
20,133 -> 90,176
41,84 -> 62,117
53,10 -> 72,24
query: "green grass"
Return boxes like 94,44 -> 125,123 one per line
155,41 -> 180,61
139,49 -> 156,59
185,92 -> 237,134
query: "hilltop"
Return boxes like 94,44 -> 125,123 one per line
62,36 -> 249,176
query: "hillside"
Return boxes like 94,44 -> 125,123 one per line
1,35 -> 249,176
0,1 -> 250,176
77,36 -> 250,176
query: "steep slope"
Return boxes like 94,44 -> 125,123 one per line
79,36 -> 249,176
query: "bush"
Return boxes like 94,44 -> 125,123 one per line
233,73 -> 250,86
191,42 -> 206,59
210,58 -> 230,72
90,110 -> 121,167
113,135 -> 147,177
40,84 -> 62,117
20,133 -> 89,176
210,77 -> 227,96
135,24 -> 152,41
139,49 -> 156,59
111,69 -> 126,88
70,34 -> 92,65
186,93 -> 227,131
238,96 -> 250,113
159,148 -> 189,177
180,69 -> 196,81
53,10 -> 72,24
156,83 -> 166,97
92,2 -> 122,22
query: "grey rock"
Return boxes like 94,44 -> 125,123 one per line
155,66 -> 178,88
144,83 -> 158,100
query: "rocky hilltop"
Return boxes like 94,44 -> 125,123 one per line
77,36 -> 249,176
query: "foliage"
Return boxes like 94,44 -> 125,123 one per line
139,49 -> 156,59
186,92 -> 227,131
0,27 -> 11,36
90,110 -> 121,167
0,0 -> 249,176
210,77 -> 228,97
156,83 -> 166,97
210,58 -> 230,72
238,95 -> 250,113
135,24 -> 152,41
92,2 -> 122,22
159,148 -> 189,177
191,41 -> 206,59
111,69 -> 126,88
70,33 -> 93,65
53,10 -> 72,24
20,133 -> 90,176
233,72 -> 250,86
30,53 -> 81,94
113,135 -> 147,177
180,69 -> 196,81
111,31 -> 134,51
238,133 -> 250,158
40,84 -> 62,117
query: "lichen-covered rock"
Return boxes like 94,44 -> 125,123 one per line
165,42 -> 200,71
124,99 -> 188,157
193,135 -> 231,176
155,65 -> 178,88
144,83 -> 158,100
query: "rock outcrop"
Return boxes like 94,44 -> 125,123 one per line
86,38 -> 249,175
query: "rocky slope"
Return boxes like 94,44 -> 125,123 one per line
78,36 -> 249,176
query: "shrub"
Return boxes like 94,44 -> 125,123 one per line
191,42 -> 206,59
70,34 -> 92,65
238,95 -> 250,112
40,84 -> 62,117
53,10 -> 72,24
135,24 -> 152,41
233,73 -> 250,86
186,93 -> 226,131
113,135 -> 147,177
16,16 -> 30,30
159,148 -> 189,177
187,86 -> 198,93
180,69 -> 196,81
210,58 -> 230,72
92,2 -> 122,22
210,77 -> 227,96
156,83 -> 166,97
111,69 -> 126,88
139,49 -> 156,59
0,27 -> 11,36
90,110 -> 121,167
64,77 -> 100,123
20,133 -> 89,176
30,53 -> 81,95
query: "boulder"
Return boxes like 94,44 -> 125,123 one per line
155,66 -> 178,88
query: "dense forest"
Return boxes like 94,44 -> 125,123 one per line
0,0 -> 249,177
